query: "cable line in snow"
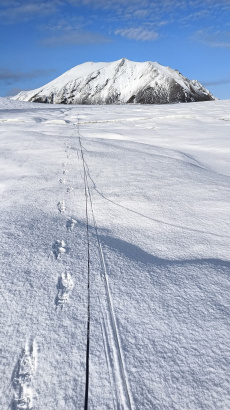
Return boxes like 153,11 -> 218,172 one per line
76,120 -> 133,410
77,120 -> 91,410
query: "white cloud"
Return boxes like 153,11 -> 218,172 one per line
41,31 -> 110,46
0,1 -> 60,23
202,74 -> 230,86
192,29 -> 230,48
39,16 -> 88,32
67,0 -> 189,15
5,87 -> 31,96
115,27 -> 158,41
179,9 -> 211,24
132,9 -> 149,18
0,68 -> 56,84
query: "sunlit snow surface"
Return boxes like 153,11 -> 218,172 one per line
0,97 -> 230,409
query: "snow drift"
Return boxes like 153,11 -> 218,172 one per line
13,58 -> 215,105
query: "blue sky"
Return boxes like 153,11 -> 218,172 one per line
0,0 -> 230,99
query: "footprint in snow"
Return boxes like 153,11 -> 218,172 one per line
52,240 -> 68,259
63,169 -> 69,175
12,341 -> 37,410
67,187 -> 74,193
57,200 -> 66,214
55,271 -> 74,308
59,178 -> 66,184
66,217 -> 77,232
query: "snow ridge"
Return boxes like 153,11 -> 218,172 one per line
12,58 -> 215,105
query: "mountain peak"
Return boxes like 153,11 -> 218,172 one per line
13,59 -> 215,105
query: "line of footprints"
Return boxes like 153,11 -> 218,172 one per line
54,142 -> 77,309
11,144 -> 77,409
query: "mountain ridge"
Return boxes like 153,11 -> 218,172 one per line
13,58 -> 215,104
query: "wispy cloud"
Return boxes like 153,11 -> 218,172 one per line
5,87 -> 31,97
192,29 -> 230,48
189,0 -> 230,9
115,27 -> 158,41
39,16 -> 89,32
68,0 -> 184,9
179,9 -> 211,25
202,74 -> 230,86
1,0 -> 230,30
0,68 -> 56,84
38,11 -> 110,47
132,9 -> 149,18
0,1 -> 60,23
41,31 -> 110,46
1,0 -> 230,42
77,0 -> 230,14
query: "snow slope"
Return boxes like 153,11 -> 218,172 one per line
0,97 -> 229,409
12,58 -> 215,105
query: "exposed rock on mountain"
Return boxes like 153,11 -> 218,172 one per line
13,58 -> 215,104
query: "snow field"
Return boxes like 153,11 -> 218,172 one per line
0,97 -> 230,409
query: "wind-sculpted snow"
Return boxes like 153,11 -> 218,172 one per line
0,98 -> 230,409
12,58 -> 215,105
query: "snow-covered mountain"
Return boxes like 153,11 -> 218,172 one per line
13,58 -> 215,104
